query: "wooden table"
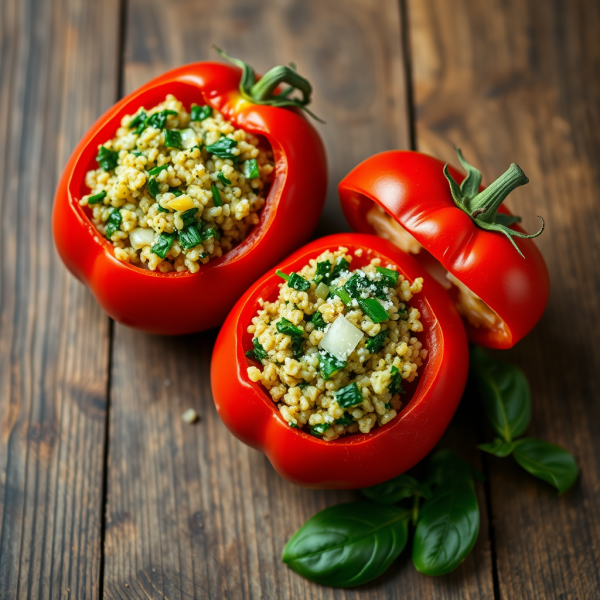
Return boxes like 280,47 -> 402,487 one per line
1,0 -> 599,597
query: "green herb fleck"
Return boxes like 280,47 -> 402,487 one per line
332,286 -> 353,308
245,338 -> 269,362
244,158 -> 260,179
180,208 -> 199,228
318,352 -> 346,380
298,382 -> 309,389
211,184 -> 223,207
388,365 -> 405,396
310,311 -> 327,331
128,111 -> 147,129
96,146 -> 119,171
131,150 -> 144,157
205,137 -> 238,160
311,423 -> 330,436
314,260 -> 332,284
336,382 -> 363,408
148,164 -> 169,176
376,266 -> 399,287
217,172 -> 231,185
288,272 -> 311,292
105,208 -> 122,238
146,109 -> 177,130
277,318 -> 303,337
190,104 -> 212,121
157,204 -> 170,213
334,412 -> 354,426
359,298 -> 389,323
325,257 -> 350,284
179,224 -> 202,249
147,178 -> 160,198
169,188 -> 183,197
366,329 -> 388,354
200,224 -> 219,241
87,190 -> 107,205
164,129 -> 182,149
289,422 -> 300,429
151,232 -> 176,258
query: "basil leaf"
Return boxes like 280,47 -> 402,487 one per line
311,423 -> 330,436
200,225 -> 219,241
190,104 -> 212,121
282,501 -> 410,587
169,187 -> 183,196
128,111 -> 147,129
105,208 -> 122,238
361,474 -> 432,505
314,260 -> 332,284
512,438 -> 579,494
246,338 -> 268,362
150,232 -> 176,258
157,204 -> 170,213
96,146 -> 119,171
478,437 -> 516,457
332,286 -> 353,308
310,311 -> 326,331
470,346 -> 531,442
375,266 -> 399,287
276,318 -> 303,337
243,158 -> 259,179
388,365 -> 405,396
205,137 -> 238,160
164,129 -> 182,149
412,450 -> 480,576
146,109 -> 177,130
148,164 -> 169,176
325,257 -> 350,284
334,412 -> 354,426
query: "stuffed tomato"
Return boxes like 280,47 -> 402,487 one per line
211,234 -> 468,489
52,51 -> 326,334
339,150 -> 550,349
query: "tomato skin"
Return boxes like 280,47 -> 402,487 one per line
210,233 -> 468,489
52,62 -> 327,334
338,151 -> 550,349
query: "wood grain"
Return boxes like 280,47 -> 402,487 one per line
0,0 -> 120,597
103,0 -> 488,598
409,0 -> 600,597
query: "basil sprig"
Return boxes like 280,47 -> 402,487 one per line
282,502 -> 410,587
471,346 -> 578,494
361,474 -> 431,505
412,450 -> 480,576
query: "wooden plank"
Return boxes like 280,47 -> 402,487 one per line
409,0 -> 600,597
102,0 -> 490,598
0,0 -> 120,597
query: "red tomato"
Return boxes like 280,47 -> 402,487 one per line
211,234 -> 469,489
53,55 -> 326,334
338,150 -> 550,349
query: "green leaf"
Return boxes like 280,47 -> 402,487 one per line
413,450 -> 480,576
179,224 -> 202,249
211,184 -> 223,207
336,382 -> 363,408
470,346 -> 531,442
276,317 -> 303,337
478,437 -> 516,458
190,104 -> 212,121
310,311 -> 327,331
288,272 -> 311,292
243,158 -> 260,179
361,474 -> 432,505
217,172 -> 231,186
359,298 -> 389,324
387,365 -> 405,396
282,501 -> 410,587
180,208 -> 199,228
375,266 -> 399,287
512,438 -> 579,494
146,109 -> 177,130
148,164 -> 169,176
332,286 -> 353,308
318,352 -> 346,380
311,423 -> 330,436
87,190 -> 107,205
147,177 -> 160,198
324,257 -> 350,284
150,232 -> 176,258
96,146 -> 119,171
128,111 -> 147,129
366,329 -> 388,354
205,137 -> 238,160
314,260 -> 332,284
164,129 -> 182,149
105,208 -> 122,238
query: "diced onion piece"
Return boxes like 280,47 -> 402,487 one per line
129,227 -> 156,250
166,195 -> 196,212
366,205 -> 422,254
180,128 -> 198,149
315,282 -> 330,299
319,315 -> 364,361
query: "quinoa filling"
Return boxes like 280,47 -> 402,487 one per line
246,247 -> 428,441
79,94 -> 273,273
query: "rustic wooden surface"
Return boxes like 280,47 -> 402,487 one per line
0,0 -> 598,598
